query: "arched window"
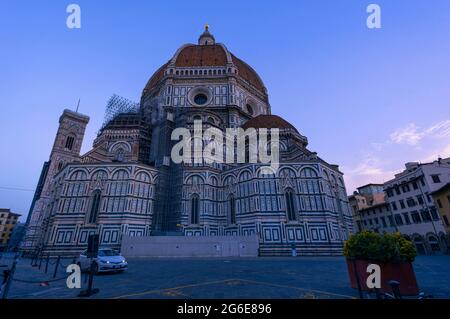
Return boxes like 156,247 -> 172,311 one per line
413,236 -> 426,254
229,195 -> 236,225
428,235 -> 441,252
245,137 -> 250,163
69,170 -> 87,181
112,169 -> 129,180
300,167 -> 318,178
88,190 -> 101,224
246,104 -> 254,115
285,189 -> 296,221
191,194 -> 200,224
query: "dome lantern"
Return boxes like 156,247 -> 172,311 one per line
198,24 -> 215,45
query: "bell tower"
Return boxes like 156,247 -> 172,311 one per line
22,109 -> 89,252
47,109 -> 90,180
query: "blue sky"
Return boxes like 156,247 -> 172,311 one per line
1,1 -> 450,222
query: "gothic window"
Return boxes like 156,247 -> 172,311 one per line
65,135 -> 75,150
285,189 -> 296,221
246,104 -> 254,115
191,194 -> 200,225
229,195 -> 236,225
210,176 -> 218,201
88,190 -> 101,224
57,161 -> 64,172
244,137 -> 250,163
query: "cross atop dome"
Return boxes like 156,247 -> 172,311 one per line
198,24 -> 215,45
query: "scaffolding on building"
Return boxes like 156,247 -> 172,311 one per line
101,94 -> 140,129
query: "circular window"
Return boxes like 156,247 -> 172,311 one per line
188,87 -> 212,106
194,94 -> 208,105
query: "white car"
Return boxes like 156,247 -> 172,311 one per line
77,248 -> 128,274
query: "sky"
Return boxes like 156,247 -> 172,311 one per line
1,0 -> 450,222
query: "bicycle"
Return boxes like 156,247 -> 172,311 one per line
367,280 -> 433,299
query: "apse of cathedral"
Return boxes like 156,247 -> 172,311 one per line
23,27 -> 353,256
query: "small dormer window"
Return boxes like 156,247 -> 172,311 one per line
431,175 -> 441,183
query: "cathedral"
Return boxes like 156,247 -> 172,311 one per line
22,27 -> 353,256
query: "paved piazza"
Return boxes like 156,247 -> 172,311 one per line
1,255 -> 449,299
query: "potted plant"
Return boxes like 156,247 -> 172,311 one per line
344,231 -> 419,296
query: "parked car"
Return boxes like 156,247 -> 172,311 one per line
77,248 -> 128,274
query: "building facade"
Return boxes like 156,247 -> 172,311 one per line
349,158 -> 450,254
6,222 -> 26,252
350,160 -> 450,254
348,184 -> 387,232
383,159 -> 450,254
0,209 -> 21,252
23,28 -> 353,256
431,182 -> 450,234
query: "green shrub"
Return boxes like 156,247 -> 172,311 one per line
343,231 -> 417,263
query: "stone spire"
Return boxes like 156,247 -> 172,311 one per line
198,24 -> 215,45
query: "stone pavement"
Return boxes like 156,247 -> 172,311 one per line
1,254 -> 449,299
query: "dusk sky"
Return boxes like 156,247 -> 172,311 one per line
1,0 -> 450,222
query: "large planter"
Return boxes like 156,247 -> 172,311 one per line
346,259 -> 419,296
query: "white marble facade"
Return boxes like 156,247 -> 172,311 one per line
23,29 -> 353,256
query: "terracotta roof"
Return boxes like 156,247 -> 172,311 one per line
143,61 -> 170,94
143,44 -> 266,94
175,45 -> 228,67
242,115 -> 299,133
359,202 -> 389,212
230,53 -> 265,92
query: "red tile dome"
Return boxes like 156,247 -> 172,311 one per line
175,44 -> 228,67
143,28 -> 266,95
